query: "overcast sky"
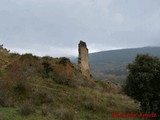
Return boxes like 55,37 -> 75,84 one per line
0,0 -> 160,57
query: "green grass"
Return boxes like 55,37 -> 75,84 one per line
0,77 -> 142,120
1,79 -> 144,120
0,108 -> 58,120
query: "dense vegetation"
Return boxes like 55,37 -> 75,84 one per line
124,54 -> 160,119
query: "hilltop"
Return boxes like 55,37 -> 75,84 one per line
0,44 -> 141,120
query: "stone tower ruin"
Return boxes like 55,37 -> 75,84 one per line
78,41 -> 91,80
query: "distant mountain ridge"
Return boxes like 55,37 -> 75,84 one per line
89,46 -> 160,63
88,46 -> 160,83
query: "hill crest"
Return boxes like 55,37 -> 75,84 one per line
88,46 -> 160,83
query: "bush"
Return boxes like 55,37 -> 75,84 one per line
54,106 -> 75,120
41,105 -> 50,116
7,53 -> 41,82
0,82 -> 13,107
20,53 -> 38,61
42,61 -> 53,78
58,57 -> 70,66
53,76 -> 81,87
14,80 -> 27,94
32,89 -> 53,105
84,100 -> 98,112
19,102 -> 35,116
53,76 -> 70,86
0,90 -> 10,107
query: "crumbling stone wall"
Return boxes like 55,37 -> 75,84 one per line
78,41 -> 91,80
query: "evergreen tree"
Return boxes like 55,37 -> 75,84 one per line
124,54 -> 160,116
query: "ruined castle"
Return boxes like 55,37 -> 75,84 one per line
78,41 -> 92,80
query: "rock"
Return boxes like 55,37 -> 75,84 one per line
78,41 -> 92,80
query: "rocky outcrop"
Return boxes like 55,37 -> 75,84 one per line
78,41 -> 92,80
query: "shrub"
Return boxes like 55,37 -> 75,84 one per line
14,79 -> 27,94
53,76 -> 70,86
0,89 -> 9,107
32,89 -> 53,105
58,57 -> 70,66
84,100 -> 98,112
7,53 -> 41,82
19,102 -> 35,116
20,53 -> 38,61
42,61 -> 53,78
54,106 -> 75,120
41,105 -> 49,116
53,76 -> 81,87
0,82 -> 13,107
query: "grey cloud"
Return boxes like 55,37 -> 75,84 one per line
0,0 -> 160,57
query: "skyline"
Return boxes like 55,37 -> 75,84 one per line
0,0 -> 160,57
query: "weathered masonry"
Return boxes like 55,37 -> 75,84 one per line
78,41 -> 92,80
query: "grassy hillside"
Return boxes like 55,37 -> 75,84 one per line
89,46 -> 160,83
0,47 -> 142,120
0,79 -> 141,120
